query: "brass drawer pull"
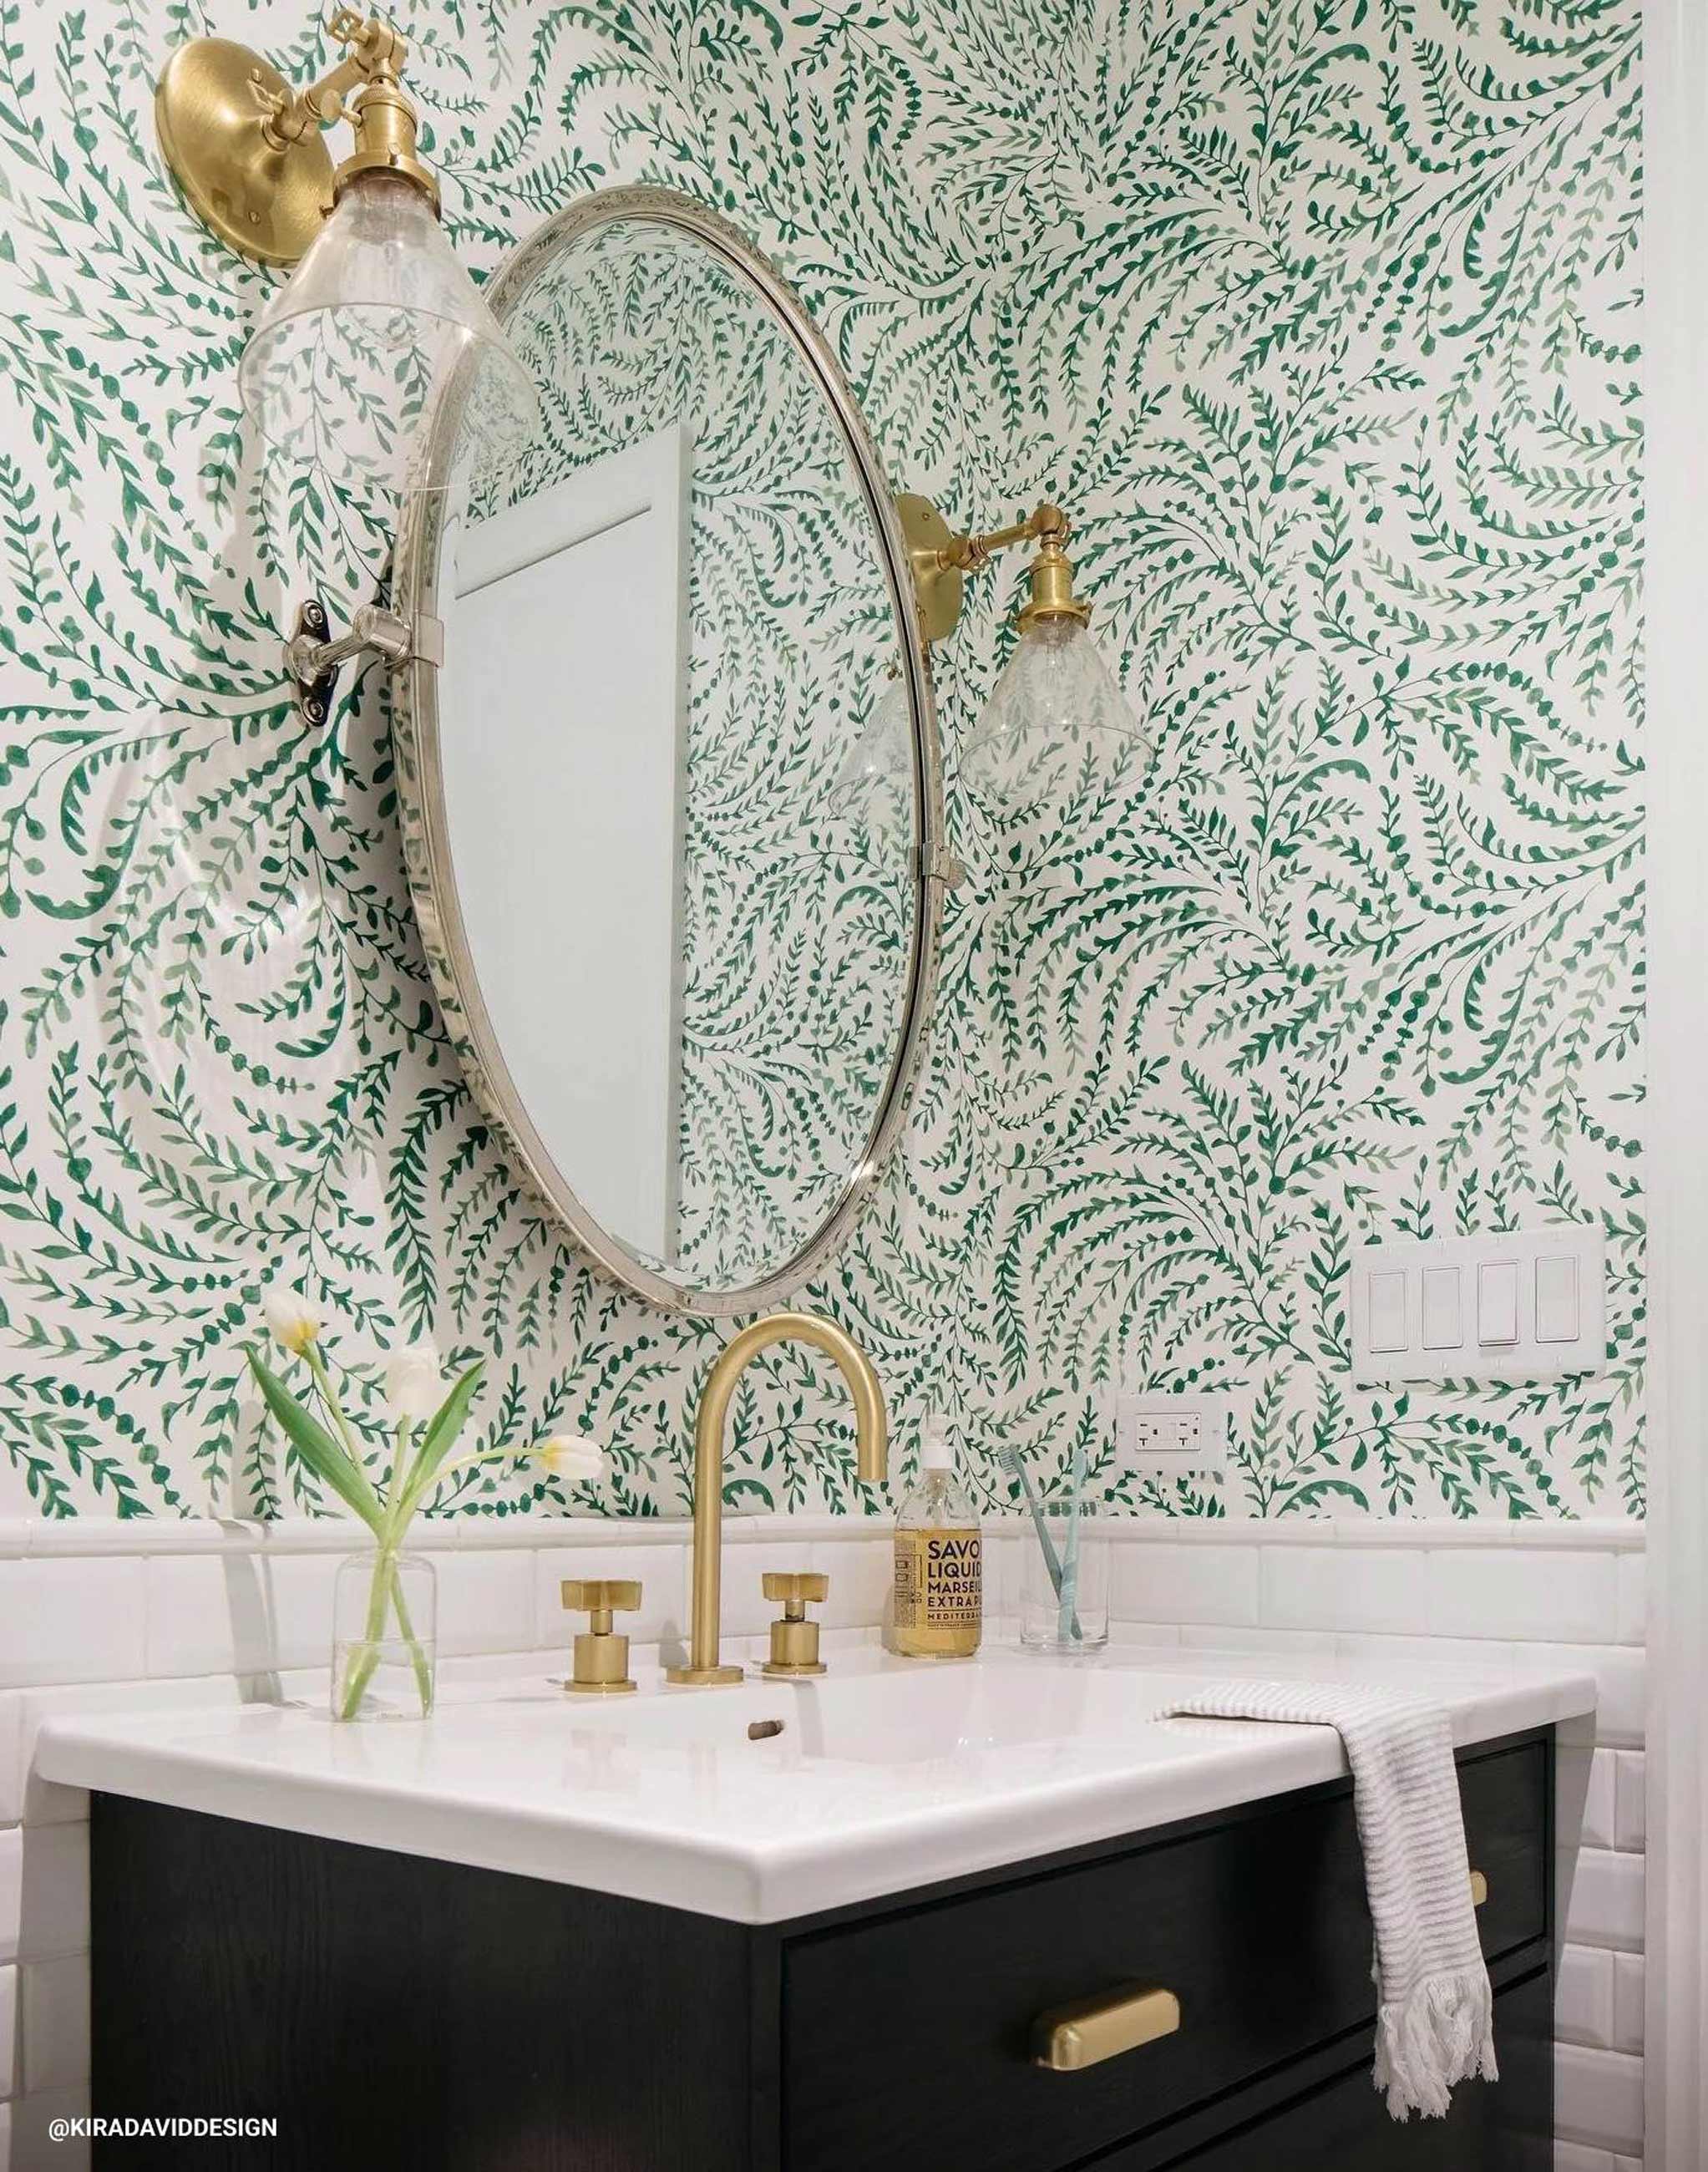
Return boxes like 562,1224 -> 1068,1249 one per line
1032,1985 -> 1181,2073
1470,1870 -> 1488,1907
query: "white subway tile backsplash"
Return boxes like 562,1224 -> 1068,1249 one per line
16,1828 -> 87,1964
1612,1951 -> 1644,2054
1333,1547 -> 1435,1633
1556,1943 -> 1613,2048
144,1555 -> 248,1678
1255,1547 -> 1338,1630
1427,1550 -> 1619,1644
256,1552 -> 344,1673
1615,1552 -> 1645,1645
1563,1848 -> 1645,1951
1581,1748 -> 1616,1849
1555,2043 -> 1644,2155
1513,1642 -> 1645,1747
20,1953 -> 87,2093
1110,1545 -> 1260,1626
0,1561 -> 145,1691
1615,1752 -> 1645,1851
427,1550 -> 534,1658
808,1540 -> 892,1630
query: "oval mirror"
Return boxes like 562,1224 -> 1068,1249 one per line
392,188 -> 941,1316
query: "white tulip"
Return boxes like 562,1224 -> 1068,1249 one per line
261,1279 -> 322,1356
535,1433 -> 606,1486
385,1341 -> 443,1423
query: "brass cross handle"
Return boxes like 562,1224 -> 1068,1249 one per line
562,1578 -> 641,1631
561,1579 -> 642,1695
762,1572 -> 829,1677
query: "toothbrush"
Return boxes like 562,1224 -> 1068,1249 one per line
1057,1430 -> 1087,1645
998,1445 -> 1062,1588
998,1445 -> 1081,1641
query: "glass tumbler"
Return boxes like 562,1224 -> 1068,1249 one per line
1016,1510 -> 1109,1652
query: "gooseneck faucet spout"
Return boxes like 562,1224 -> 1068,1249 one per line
666,1311 -> 888,1687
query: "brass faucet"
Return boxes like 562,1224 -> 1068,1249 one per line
666,1311 -> 889,1686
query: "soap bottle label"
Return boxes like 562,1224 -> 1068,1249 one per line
893,1527 -> 982,1656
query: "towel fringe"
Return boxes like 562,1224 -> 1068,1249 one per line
1373,1966 -> 1499,2119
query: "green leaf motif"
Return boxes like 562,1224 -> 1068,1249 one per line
0,0 -> 1641,1524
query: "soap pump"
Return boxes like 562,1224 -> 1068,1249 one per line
890,1413 -> 982,1658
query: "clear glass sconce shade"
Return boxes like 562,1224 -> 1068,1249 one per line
238,172 -> 540,495
830,668 -> 913,830
960,616 -> 1154,807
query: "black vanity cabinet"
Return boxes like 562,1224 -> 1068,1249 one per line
90,1728 -> 1553,2171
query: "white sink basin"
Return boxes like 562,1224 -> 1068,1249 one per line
576,1658 -> 1153,1764
33,1642 -> 1595,1923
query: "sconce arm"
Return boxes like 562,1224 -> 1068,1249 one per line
253,14 -> 406,145
935,502 -> 1071,576
284,596 -> 443,728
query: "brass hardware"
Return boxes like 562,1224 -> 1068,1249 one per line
560,1577 -> 641,1694
1033,1985 -> 1182,2073
897,493 -> 1092,647
666,1313 -> 888,1687
1470,1870 -> 1488,1908
155,40 -> 334,264
155,11 -> 438,266
762,1571 -> 829,1677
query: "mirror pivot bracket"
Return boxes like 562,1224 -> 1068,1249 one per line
285,594 -> 444,727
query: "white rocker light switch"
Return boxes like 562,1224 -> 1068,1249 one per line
1351,1226 -> 1604,1383
1477,1262 -> 1519,1347
1422,1268 -> 1463,1350
1535,1254 -> 1579,1343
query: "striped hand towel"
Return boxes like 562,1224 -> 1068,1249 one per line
1156,1680 -> 1497,2119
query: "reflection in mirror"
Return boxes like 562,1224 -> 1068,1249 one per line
428,207 -> 920,1300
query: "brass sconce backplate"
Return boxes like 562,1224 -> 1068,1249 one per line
155,39 -> 333,264
897,493 -> 966,645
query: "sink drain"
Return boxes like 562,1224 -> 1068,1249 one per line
748,1718 -> 786,1741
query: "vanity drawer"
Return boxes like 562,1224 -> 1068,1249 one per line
780,1739 -> 1546,2172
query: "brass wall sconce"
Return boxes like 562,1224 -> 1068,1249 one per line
896,497 -> 1090,649
155,10 -> 540,724
895,495 -> 1152,804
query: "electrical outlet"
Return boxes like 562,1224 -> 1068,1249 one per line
1115,1393 -> 1228,1474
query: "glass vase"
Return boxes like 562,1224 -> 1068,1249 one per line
331,1548 -> 437,1722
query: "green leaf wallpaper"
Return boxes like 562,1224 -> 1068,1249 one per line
0,0 -> 1641,1523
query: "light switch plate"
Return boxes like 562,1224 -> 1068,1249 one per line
1115,1393 -> 1228,1474
1349,1225 -> 1604,1383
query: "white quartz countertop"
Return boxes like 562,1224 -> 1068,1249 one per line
33,1642 -> 1595,1924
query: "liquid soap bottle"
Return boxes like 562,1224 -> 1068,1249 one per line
891,1413 -> 982,1658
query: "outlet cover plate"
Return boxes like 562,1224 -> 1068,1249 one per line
1115,1393 -> 1228,1474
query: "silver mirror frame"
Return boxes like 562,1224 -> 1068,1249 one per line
389,185 -> 945,1317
